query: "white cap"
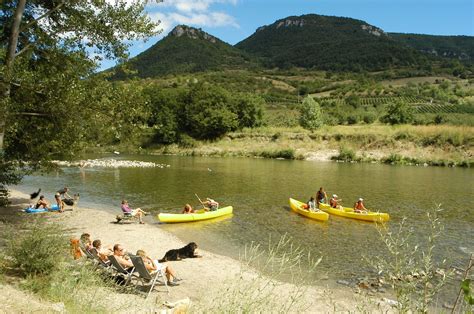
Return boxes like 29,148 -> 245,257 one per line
359,198 -> 363,201
333,194 -> 337,198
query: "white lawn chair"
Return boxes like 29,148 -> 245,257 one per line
130,255 -> 169,298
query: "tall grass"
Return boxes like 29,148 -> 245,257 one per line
368,205 -> 452,312
202,234 -> 321,312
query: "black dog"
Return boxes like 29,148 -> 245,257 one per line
159,242 -> 201,262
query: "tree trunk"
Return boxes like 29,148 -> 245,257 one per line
0,0 -> 27,152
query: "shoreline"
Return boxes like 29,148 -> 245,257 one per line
1,189 -> 393,312
89,125 -> 474,168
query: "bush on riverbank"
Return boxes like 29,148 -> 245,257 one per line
368,207 -> 453,312
0,220 -> 117,312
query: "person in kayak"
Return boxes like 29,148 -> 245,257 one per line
329,194 -> 342,209
354,198 -> 367,213
182,204 -> 195,214
316,187 -> 328,204
307,197 -> 317,211
121,200 -> 148,224
204,198 -> 219,211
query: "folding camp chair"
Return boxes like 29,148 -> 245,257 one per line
130,255 -> 169,298
108,255 -> 137,285
89,248 -> 113,271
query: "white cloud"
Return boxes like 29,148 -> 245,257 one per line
147,0 -> 239,34
149,0 -> 238,13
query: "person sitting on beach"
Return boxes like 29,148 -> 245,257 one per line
136,249 -> 182,286
91,239 -> 112,262
182,204 -> 195,214
204,198 -> 219,211
121,200 -> 147,224
354,198 -> 368,213
35,195 -> 49,209
316,187 -> 328,204
113,244 -> 135,271
80,233 -> 93,252
54,193 -> 64,213
329,194 -> 342,209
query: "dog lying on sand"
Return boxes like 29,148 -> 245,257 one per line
159,242 -> 201,262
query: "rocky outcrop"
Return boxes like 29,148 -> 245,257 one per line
361,24 -> 385,37
170,25 -> 217,43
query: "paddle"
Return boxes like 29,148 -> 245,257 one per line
194,193 -> 207,210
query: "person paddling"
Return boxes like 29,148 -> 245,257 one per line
316,187 -> 328,204
354,198 -> 367,213
329,194 -> 342,209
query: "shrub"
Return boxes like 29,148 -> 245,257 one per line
6,221 -> 68,276
259,149 -> 296,160
332,146 -> 356,162
381,101 -> 414,125
299,96 -> 324,131
346,115 -> 359,125
362,112 -> 376,124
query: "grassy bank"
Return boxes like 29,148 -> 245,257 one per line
102,124 -> 474,167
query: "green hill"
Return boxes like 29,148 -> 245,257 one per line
235,14 -> 429,71
112,25 -> 257,78
389,33 -> 474,62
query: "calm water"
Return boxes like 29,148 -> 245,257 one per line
16,155 -> 473,289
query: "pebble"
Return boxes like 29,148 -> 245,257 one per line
337,280 -> 351,286
53,159 -> 169,169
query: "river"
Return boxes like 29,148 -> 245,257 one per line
15,154 -> 474,299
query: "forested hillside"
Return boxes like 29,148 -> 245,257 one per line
236,14 -> 430,71
112,25 -> 256,79
389,33 -> 474,62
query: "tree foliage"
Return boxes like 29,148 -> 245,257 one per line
381,101 -> 415,125
0,0 -> 159,203
299,96 -> 323,130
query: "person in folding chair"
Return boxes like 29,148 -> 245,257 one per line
113,244 -> 135,271
136,249 -> 182,287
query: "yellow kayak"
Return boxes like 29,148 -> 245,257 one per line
158,206 -> 233,223
289,198 -> 329,222
319,203 -> 389,222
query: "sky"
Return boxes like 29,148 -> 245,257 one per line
100,0 -> 474,70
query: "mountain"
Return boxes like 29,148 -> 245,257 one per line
235,14 -> 429,71
112,25 -> 256,78
389,33 -> 474,62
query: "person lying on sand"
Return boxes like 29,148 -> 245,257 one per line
136,249 -> 182,286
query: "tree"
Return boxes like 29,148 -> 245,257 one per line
299,96 -> 323,131
232,94 -> 265,129
380,101 -> 414,125
0,0 -> 160,203
181,84 -> 238,140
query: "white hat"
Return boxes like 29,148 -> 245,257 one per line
358,198 -> 363,201
333,194 -> 337,198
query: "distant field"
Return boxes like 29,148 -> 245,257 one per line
381,76 -> 454,86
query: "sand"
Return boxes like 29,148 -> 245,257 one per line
1,189 -> 393,312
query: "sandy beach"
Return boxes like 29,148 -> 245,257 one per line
0,189 -> 392,312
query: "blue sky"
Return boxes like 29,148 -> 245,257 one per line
100,0 -> 474,70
